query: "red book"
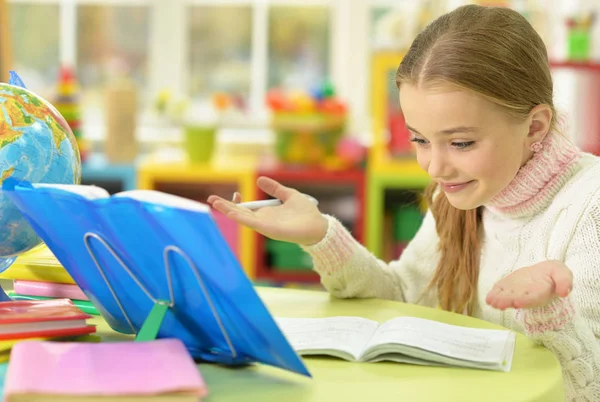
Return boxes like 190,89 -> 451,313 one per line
0,298 -> 95,340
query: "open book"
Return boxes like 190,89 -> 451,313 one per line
275,316 -> 516,372
32,183 -> 211,211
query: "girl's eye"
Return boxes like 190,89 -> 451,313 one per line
409,137 -> 428,146
452,141 -> 475,150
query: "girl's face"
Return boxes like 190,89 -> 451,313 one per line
399,83 -> 548,210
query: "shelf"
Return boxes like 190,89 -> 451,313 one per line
368,157 -> 431,187
257,166 -> 366,242
255,233 -> 320,283
137,161 -> 257,279
254,167 -> 365,283
366,157 -> 429,259
550,61 -> 600,72
81,153 -> 137,191
258,166 -> 365,182
137,160 -> 255,186
255,268 -> 319,283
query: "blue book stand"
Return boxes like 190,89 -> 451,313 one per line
2,178 -> 310,377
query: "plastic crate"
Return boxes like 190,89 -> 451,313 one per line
266,239 -> 313,271
393,204 -> 424,242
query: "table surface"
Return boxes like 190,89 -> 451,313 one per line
92,286 -> 565,402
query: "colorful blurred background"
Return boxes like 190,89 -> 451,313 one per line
0,0 -> 599,291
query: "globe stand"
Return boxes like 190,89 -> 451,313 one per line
0,256 -> 16,273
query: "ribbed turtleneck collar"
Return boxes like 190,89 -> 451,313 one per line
485,128 -> 581,218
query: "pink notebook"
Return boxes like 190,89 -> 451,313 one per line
14,280 -> 88,301
4,338 -> 208,401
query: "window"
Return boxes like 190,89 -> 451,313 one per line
188,5 -> 252,105
6,0 -> 586,145
6,0 -> 357,141
8,2 -> 60,99
77,4 -> 150,123
268,6 -> 330,90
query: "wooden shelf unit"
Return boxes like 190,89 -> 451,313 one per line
81,153 -> 137,193
137,160 -> 257,278
254,167 -> 366,283
550,60 -> 600,72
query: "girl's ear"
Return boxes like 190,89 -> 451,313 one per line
526,105 -> 552,145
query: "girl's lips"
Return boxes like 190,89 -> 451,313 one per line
439,181 -> 474,193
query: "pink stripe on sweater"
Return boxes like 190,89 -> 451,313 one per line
487,129 -> 580,217
516,296 -> 576,334
300,215 -> 355,274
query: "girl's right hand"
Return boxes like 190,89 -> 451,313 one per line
206,176 -> 329,246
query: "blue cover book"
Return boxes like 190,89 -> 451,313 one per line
2,178 -> 310,377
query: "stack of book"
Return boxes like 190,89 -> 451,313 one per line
0,244 -> 99,316
0,246 -> 209,402
0,298 -> 96,363
0,244 -> 72,283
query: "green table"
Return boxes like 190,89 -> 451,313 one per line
93,287 -> 564,402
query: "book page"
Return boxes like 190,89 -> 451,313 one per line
275,316 -> 380,361
365,316 -> 513,364
15,244 -> 57,265
32,184 -> 109,200
114,190 -> 210,213
31,184 -> 210,212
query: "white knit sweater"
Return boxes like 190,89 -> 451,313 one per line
302,131 -> 600,401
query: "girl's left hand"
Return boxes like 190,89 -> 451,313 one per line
486,260 -> 573,310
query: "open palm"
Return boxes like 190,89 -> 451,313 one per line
207,176 -> 328,246
486,261 -> 573,310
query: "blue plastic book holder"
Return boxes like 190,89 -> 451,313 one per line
2,178 -> 310,377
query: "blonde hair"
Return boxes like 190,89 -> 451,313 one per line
396,4 -> 556,315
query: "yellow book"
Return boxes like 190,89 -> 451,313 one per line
0,337 -> 47,355
0,337 -> 52,363
0,335 -> 101,363
0,245 -> 75,284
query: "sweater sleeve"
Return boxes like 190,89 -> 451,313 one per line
515,200 -> 600,401
299,211 -> 439,306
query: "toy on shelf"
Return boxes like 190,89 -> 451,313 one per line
388,105 -> 413,157
53,66 -> 88,162
566,12 -> 596,61
153,88 -> 189,126
212,91 -> 247,114
370,52 -> 419,170
331,137 -> 367,171
266,82 -> 348,168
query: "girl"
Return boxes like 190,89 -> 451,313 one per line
208,5 -> 600,401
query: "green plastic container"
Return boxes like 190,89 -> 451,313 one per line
184,124 -> 216,163
568,29 -> 591,61
393,204 -> 424,242
266,239 -> 313,271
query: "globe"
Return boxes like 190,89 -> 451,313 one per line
0,72 -> 81,273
